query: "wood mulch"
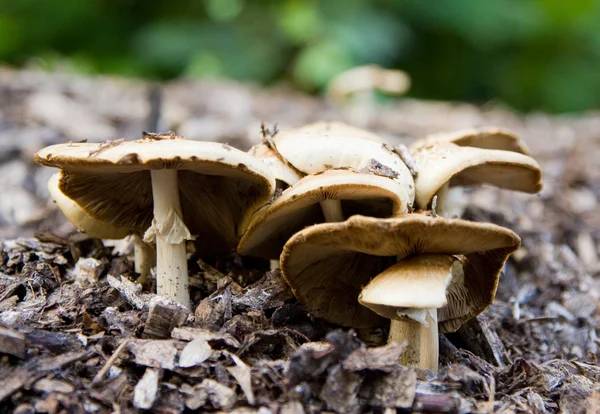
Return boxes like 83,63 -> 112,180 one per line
0,68 -> 599,413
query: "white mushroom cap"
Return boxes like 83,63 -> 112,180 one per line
248,143 -> 301,187
271,121 -> 415,203
35,137 -> 275,254
47,171 -> 130,239
412,141 -> 542,209
281,214 -> 520,332
327,65 -> 411,101
410,127 -> 531,155
238,169 -> 410,259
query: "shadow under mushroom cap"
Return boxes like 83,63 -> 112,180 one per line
238,169 -> 410,260
280,214 -> 521,332
35,139 -> 275,254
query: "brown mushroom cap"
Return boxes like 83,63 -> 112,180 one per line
412,141 -> 542,209
281,214 -> 520,332
410,127 -> 531,155
48,171 -> 130,239
35,138 -> 275,254
238,169 -> 410,259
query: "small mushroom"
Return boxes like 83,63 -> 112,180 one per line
238,168 -> 410,260
280,214 -> 520,371
411,141 -> 542,214
410,127 -> 531,155
327,64 -> 410,102
35,134 -> 275,308
326,66 -> 410,126
270,121 -> 415,220
48,171 -> 156,280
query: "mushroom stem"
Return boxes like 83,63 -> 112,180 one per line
270,259 -> 279,270
133,234 -> 155,283
320,199 -> 344,222
388,310 -> 438,371
434,182 -> 465,218
150,169 -> 191,308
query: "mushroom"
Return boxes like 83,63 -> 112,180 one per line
35,134 -> 275,308
248,143 -> 302,269
326,66 -> 410,126
280,214 -> 521,371
410,127 -> 532,155
411,141 -> 542,215
48,171 -> 156,280
327,64 -> 410,100
248,143 -> 301,189
238,168 -> 410,260
269,121 -> 415,220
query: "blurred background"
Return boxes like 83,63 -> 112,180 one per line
1,0 -> 600,240
1,0 -> 600,113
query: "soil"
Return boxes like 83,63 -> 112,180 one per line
0,68 -> 599,413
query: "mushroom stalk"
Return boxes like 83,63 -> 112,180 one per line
270,259 -> 279,270
149,169 -> 191,308
320,199 -> 344,222
434,181 -> 465,218
359,254 -> 456,372
133,234 -> 155,283
389,311 -> 438,371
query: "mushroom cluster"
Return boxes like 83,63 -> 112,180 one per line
36,124 -> 542,372
243,123 -> 542,371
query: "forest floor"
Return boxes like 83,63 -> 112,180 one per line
0,69 -> 599,413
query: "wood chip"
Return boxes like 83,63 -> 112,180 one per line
368,366 -> 416,409
343,342 -> 406,372
0,324 -> 26,359
33,377 -> 75,394
0,350 -> 90,403
142,302 -> 188,339
181,379 -> 236,411
133,367 -> 162,410
226,354 -> 255,405
128,339 -> 181,370
457,314 -> 509,369
178,337 -> 212,368
171,327 -> 241,348
319,365 -> 363,414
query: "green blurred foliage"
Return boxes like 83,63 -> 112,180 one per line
0,0 -> 599,113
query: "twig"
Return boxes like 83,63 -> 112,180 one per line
88,139 -> 124,157
91,338 -> 130,385
393,144 -> 418,176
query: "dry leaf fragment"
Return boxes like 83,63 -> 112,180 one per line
178,337 -> 213,368
134,368 -> 162,410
